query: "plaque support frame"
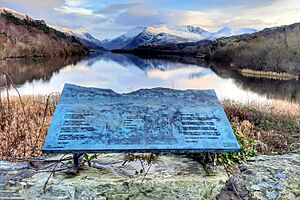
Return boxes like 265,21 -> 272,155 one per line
69,153 -> 84,174
69,152 -> 218,175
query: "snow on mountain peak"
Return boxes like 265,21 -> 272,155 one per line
102,24 -> 258,50
210,27 -> 258,39
144,25 -> 172,35
235,28 -> 257,35
143,24 -> 211,41
52,25 -> 104,50
124,26 -> 146,38
57,26 -> 87,37
101,24 -> 213,50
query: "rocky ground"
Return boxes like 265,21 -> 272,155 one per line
0,153 -> 299,200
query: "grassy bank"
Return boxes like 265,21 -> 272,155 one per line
0,94 -> 299,160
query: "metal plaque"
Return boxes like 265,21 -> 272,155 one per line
43,84 -> 240,153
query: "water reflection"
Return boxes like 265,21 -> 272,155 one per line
0,56 -> 84,87
211,63 -> 300,103
1,52 -> 299,104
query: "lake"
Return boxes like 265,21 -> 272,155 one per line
1,52 -> 299,103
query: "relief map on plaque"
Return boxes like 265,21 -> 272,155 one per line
43,84 -> 240,153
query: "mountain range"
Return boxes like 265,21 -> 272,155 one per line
100,25 -> 257,50
0,7 -> 258,52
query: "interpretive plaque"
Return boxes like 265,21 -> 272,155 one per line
43,84 -> 240,153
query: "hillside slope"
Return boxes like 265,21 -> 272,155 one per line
0,9 -> 89,60
56,26 -> 105,50
211,23 -> 300,74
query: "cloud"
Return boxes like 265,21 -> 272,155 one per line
101,1 -> 269,30
221,18 -> 269,29
65,0 -> 86,7
54,6 -> 106,21
1,0 -> 300,40
97,3 -> 143,14
115,8 -> 161,26
110,3 -> 215,27
160,0 -> 280,11
162,10 -> 216,27
55,6 -> 93,15
0,0 -> 64,9
218,0 -> 300,29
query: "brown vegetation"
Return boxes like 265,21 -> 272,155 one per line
239,69 -> 299,81
0,12 -> 89,60
212,23 -> 300,75
0,88 -> 58,160
223,100 -> 300,154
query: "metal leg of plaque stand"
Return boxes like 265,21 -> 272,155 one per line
70,153 -> 84,174
204,153 -> 218,176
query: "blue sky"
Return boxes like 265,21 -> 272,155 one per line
1,0 -> 300,39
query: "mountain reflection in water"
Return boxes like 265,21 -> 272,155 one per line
1,52 -> 299,104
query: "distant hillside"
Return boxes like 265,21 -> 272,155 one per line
211,23 -> 300,75
0,8 -> 89,60
113,40 -> 213,58
121,23 -> 300,75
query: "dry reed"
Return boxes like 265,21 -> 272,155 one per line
223,99 -> 300,154
222,99 -> 300,123
0,80 -> 59,160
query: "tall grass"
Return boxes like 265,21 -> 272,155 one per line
223,99 -> 300,154
222,99 -> 300,123
0,74 -> 58,160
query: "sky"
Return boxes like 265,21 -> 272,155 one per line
1,0 -> 300,40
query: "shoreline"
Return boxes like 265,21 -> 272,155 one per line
238,69 -> 299,81
111,50 -> 300,77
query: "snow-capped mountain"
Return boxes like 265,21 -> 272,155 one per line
102,24 -> 258,50
56,26 -> 105,50
101,27 -> 146,50
102,25 -> 211,50
209,27 -> 257,39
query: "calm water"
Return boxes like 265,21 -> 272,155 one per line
1,52 -> 299,103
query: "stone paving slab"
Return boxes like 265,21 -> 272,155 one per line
0,154 -> 299,200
